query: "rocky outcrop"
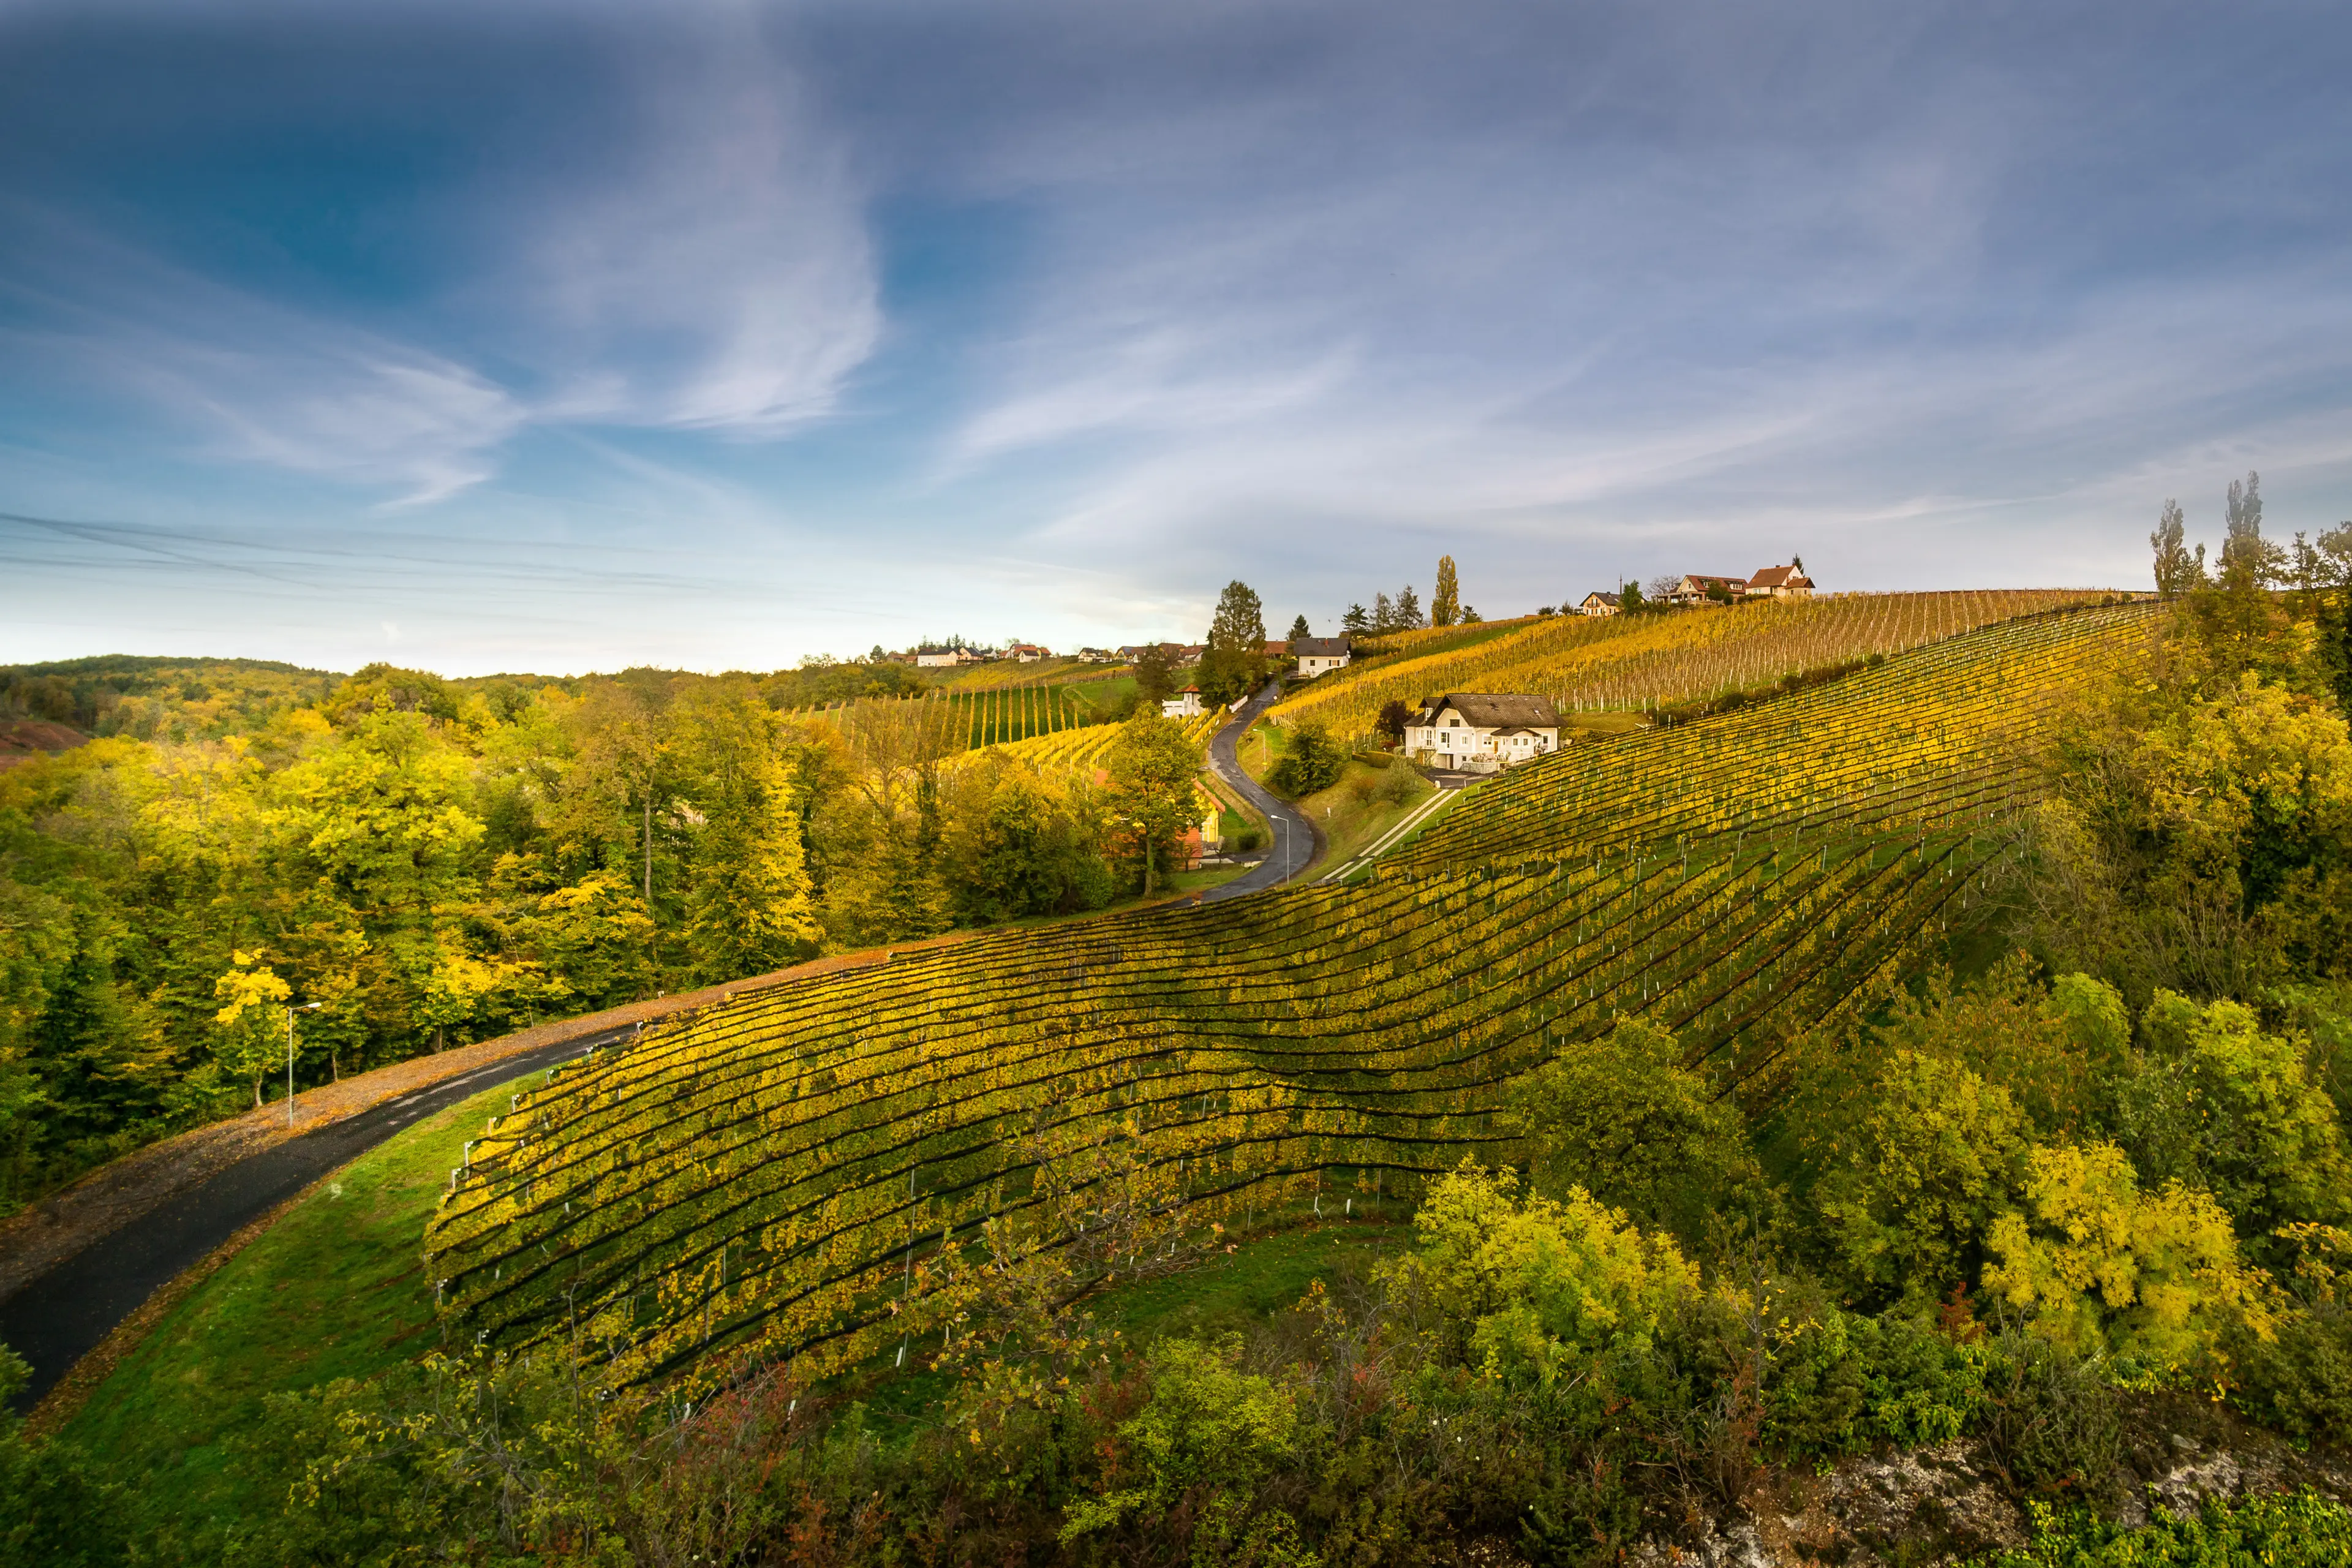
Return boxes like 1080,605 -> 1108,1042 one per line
1628,1399 -> 2351,1568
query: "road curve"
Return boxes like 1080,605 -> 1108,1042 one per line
0,1027 -> 626,1414
1202,680 -> 1319,902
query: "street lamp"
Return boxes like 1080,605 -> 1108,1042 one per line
287,1002 -> 324,1128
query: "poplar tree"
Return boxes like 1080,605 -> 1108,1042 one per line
1431,556 -> 1460,627
2150,499 -> 2201,598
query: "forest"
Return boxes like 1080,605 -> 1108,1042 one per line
0,657 -> 1208,1212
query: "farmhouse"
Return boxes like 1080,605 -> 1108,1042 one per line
1577,590 -> 1622,617
1162,685 -> 1206,718
1292,635 -> 1352,676
913,646 -> 979,668
1406,692 -> 1564,772
1669,574 -> 1747,606
1006,643 -> 1052,662
1743,563 -> 1814,600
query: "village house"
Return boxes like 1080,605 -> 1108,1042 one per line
1742,563 -> 1814,600
1405,692 -> 1564,772
1006,643 -> 1051,662
1076,646 -> 1117,663
1292,635 -> 1352,676
1668,574 -> 1747,607
1162,685 -> 1206,718
1577,590 -> 1622,617
913,646 -> 978,668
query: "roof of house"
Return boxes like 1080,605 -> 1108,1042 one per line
1745,564 -> 1811,589
1421,692 -> 1564,728
1294,636 -> 1351,657
1678,573 -> 1747,590
1581,590 -> 1622,605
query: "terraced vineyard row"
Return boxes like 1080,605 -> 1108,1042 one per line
965,704 -> 1225,777
1273,589 -> 2119,742
794,682 -> 1102,752
423,602 -> 2158,1396
1400,599 -> 2158,870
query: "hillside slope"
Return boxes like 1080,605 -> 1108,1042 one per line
421,599 -> 2160,1394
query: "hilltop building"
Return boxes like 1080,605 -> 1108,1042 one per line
1669,574 -> 1747,606
1292,635 -> 1352,677
1162,685 -> 1206,718
1006,643 -> 1051,662
1405,693 -> 1563,773
1742,563 -> 1814,600
1577,591 -> 1622,617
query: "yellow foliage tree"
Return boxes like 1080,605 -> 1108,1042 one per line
211,952 -> 292,1109
1381,1163 -> 1696,1385
1984,1140 -> 2274,1371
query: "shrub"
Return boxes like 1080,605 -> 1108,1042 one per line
1977,1329 -> 2123,1497
1267,721 -> 1347,797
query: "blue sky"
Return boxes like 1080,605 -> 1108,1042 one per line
2,0 -> 2348,674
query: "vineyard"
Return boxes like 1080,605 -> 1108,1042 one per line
962,704 -> 1226,778
1272,589 -> 2120,742
794,680 -> 1106,752
422,600 -> 2160,1397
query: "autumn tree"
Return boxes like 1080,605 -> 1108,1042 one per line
674,684 -> 819,986
1106,714 -> 1206,895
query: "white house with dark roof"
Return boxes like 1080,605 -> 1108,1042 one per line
1162,685 -> 1206,718
1291,635 -> 1352,676
1577,590 -> 1623,617
1406,692 -> 1564,772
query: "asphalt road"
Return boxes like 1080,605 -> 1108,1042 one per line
0,1026 -> 629,1413
1202,680 -> 1318,902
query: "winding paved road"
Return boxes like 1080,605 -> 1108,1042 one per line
0,1027 -> 627,1412
1202,680 -> 1319,902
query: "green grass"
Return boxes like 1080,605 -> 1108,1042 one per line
1163,862 -> 1253,895
56,1074 -> 532,1531
1085,1216 -> 1404,1342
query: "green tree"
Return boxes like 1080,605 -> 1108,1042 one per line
1509,1018 -> 1759,1243
1266,720 -> 1345,796
941,756 -> 1113,921
1285,614 -> 1310,647
1802,1049 -> 2029,1306
1106,714 -> 1205,895
1431,556 -> 1461,627
674,687 -> 820,985
1131,644 -> 1175,711
1197,580 -> 1267,706
1394,583 -> 1425,629
1341,603 -> 1370,635
1373,699 -> 1415,748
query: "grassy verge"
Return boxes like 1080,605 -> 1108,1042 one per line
1291,756 -> 1436,870
55,1075 -> 528,1532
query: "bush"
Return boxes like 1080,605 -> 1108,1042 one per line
1988,1490 -> 2352,1568
1267,721 -> 1347,797
1978,1330 -> 2122,1497
2231,1310 -> 2352,1445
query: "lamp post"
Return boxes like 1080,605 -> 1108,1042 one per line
287,1002 -> 323,1128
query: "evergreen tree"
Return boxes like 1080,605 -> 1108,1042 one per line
1370,592 -> 1395,633
1198,580 -> 1267,705
1286,614 -> 1311,647
1395,584 -> 1424,628
1341,603 -> 1370,635
1431,556 -> 1460,627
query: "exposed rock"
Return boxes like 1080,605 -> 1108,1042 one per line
1627,1399 -> 2351,1568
